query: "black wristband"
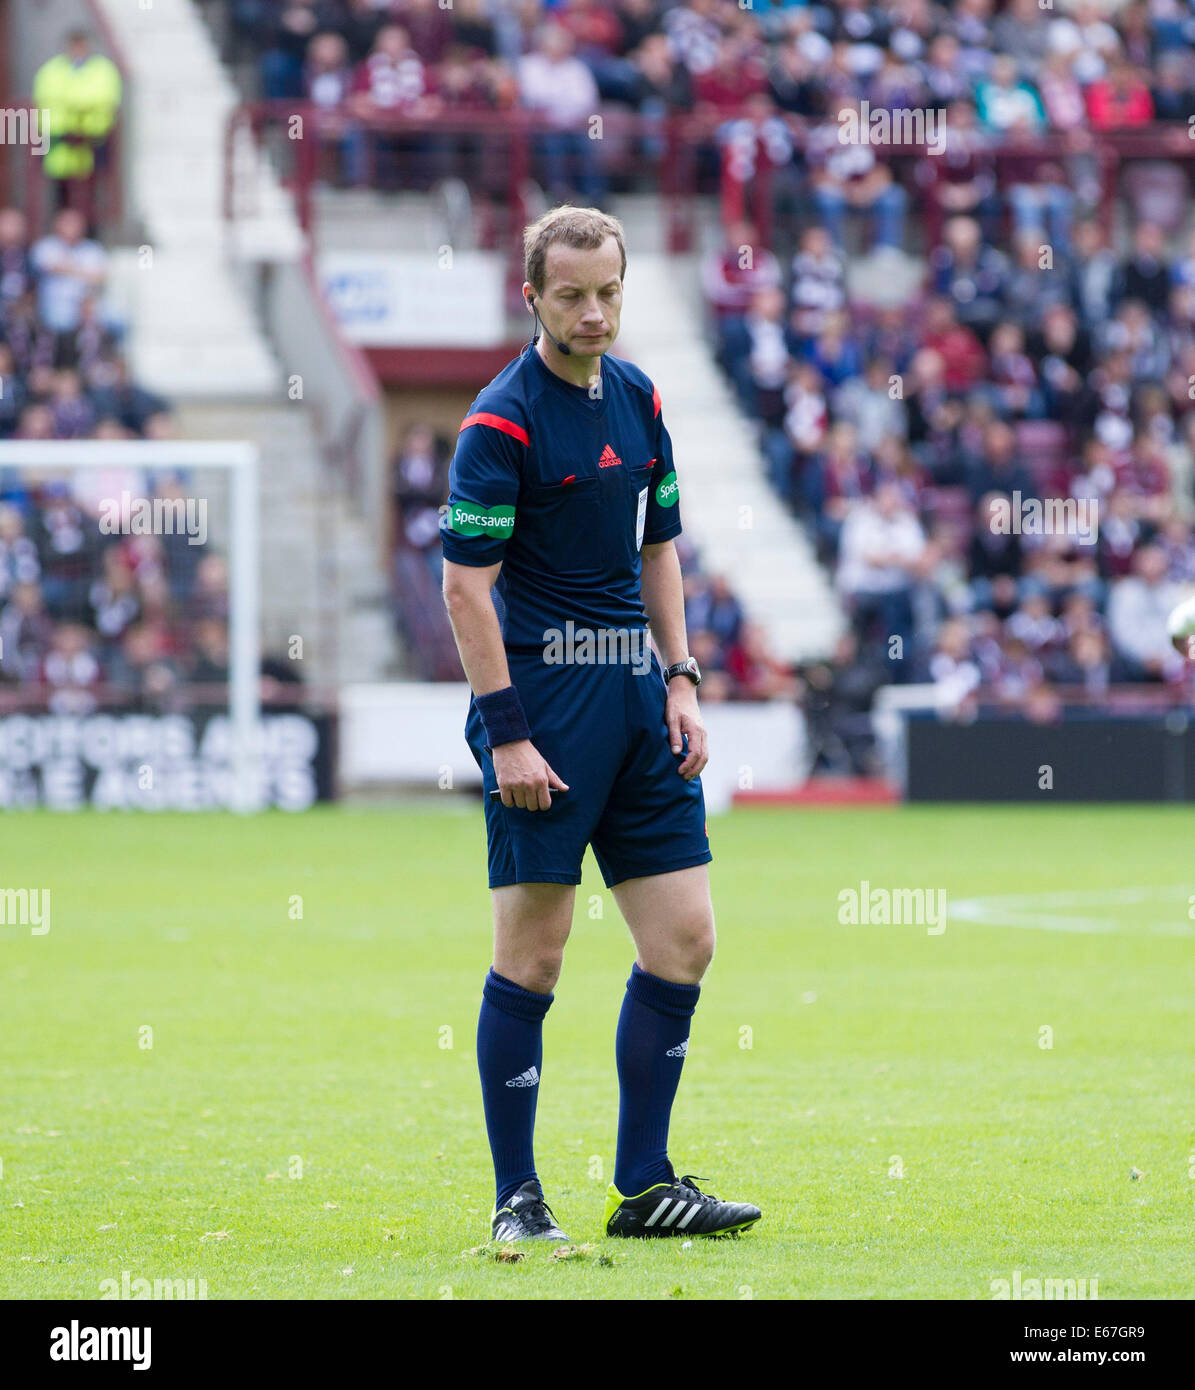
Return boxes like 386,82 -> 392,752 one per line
475,684 -> 531,748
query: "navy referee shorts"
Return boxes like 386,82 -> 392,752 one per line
465,647 -> 712,889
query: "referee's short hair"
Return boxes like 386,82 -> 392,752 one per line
523,206 -> 627,294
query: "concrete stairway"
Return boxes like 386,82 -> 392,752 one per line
96,0 -> 303,396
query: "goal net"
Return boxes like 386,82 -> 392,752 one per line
0,440 -> 271,811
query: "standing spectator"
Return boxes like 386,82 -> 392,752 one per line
30,208 -> 107,337
32,30 -> 122,188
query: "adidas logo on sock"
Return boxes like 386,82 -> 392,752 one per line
505,1066 -> 540,1088
666,1040 -> 688,1058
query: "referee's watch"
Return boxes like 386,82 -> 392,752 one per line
664,657 -> 702,687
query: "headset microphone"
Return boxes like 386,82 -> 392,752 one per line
528,295 -> 571,356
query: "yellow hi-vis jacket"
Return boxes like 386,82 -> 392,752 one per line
32,52 -> 123,178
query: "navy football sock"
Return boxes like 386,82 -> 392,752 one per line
614,961 -> 701,1197
477,968 -> 553,1210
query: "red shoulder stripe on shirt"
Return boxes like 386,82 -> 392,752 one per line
651,383 -> 662,418
459,412 -> 530,446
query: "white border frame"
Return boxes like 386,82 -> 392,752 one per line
0,442 -> 261,798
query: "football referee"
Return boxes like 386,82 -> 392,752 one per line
440,206 -> 761,1243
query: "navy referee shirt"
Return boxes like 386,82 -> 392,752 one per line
440,343 -> 683,651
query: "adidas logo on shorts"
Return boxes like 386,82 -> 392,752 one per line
505,1066 -> 540,1088
665,1041 -> 688,1058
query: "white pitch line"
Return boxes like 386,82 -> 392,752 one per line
946,886 -> 1195,937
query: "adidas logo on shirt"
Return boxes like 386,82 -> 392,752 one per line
505,1066 -> 540,1088
665,1040 -> 688,1058
598,444 -> 622,468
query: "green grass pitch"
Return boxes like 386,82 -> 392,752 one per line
2,802 -> 1193,1300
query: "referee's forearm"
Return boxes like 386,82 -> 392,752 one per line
443,587 -> 514,697
640,540 -> 691,667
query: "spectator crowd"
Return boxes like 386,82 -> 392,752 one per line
237,1 -> 1195,761
0,198 -> 218,712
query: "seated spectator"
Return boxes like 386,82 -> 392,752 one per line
788,225 -> 846,345
927,616 -> 982,714
259,0 -> 330,101
686,627 -> 732,704
1007,591 -> 1064,654
805,98 -> 908,252
1097,489 -> 1142,580
834,357 -> 905,454
1007,156 -> 1074,256
930,215 -> 1007,340
0,580 -> 52,683
1002,232 -> 1073,330
966,420 -> 1038,504
48,368 -> 95,439
975,54 -> 1046,135
923,100 -> 1000,235
985,321 -> 1043,420
1046,2 -> 1121,87
1113,222 -> 1172,317
1151,51 -> 1195,122
806,310 -> 864,390
969,492 -> 1025,617
1029,301 -> 1093,425
922,298 -> 987,391
702,219 -> 782,344
305,31 -> 367,186
804,420 -> 874,557
517,24 -> 604,203
0,207 -> 32,308
723,620 -> 798,699
721,284 -> 792,425
1106,544 -> 1185,682
349,25 -> 431,117
1037,49 -> 1088,131
693,34 -> 769,112
42,621 -> 101,715
1050,626 -> 1113,698
0,504 -> 40,601
86,355 -> 170,435
836,481 -> 927,669
991,0 -> 1050,77
1087,57 -> 1155,129
685,572 -> 745,649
